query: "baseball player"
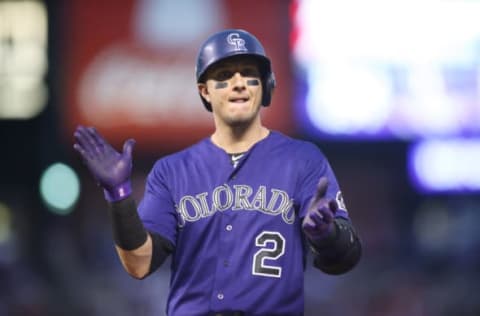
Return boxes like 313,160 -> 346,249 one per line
74,29 -> 362,316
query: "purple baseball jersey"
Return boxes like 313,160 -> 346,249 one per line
138,131 -> 349,315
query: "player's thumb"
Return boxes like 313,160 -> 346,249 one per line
122,139 -> 136,157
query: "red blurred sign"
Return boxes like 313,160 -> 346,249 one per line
62,0 -> 293,153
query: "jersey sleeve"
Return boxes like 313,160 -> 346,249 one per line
296,142 -> 349,220
137,159 -> 178,247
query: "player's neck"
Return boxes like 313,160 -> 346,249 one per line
211,123 -> 270,154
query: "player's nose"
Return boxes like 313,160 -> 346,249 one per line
231,72 -> 247,90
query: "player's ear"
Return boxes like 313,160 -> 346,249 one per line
198,83 -> 211,103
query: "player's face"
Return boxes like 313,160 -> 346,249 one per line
198,56 -> 263,127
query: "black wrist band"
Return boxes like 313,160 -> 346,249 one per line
309,218 -> 354,253
108,196 -> 148,250
311,218 -> 362,275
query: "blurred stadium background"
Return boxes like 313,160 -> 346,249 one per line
1,0 -> 480,315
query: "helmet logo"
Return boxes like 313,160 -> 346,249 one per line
227,33 -> 246,51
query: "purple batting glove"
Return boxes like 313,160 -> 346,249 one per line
73,125 -> 135,202
302,177 -> 338,243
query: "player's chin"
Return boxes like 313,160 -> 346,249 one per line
225,113 -> 256,127
224,103 -> 260,124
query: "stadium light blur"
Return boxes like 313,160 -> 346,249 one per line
292,0 -> 480,140
39,163 -> 80,215
408,139 -> 480,193
0,0 -> 48,119
0,202 -> 12,244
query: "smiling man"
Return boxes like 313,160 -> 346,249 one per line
198,54 -> 268,154
199,55 -> 263,127
73,29 -> 362,316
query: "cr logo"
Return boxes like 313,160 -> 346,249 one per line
227,33 -> 246,51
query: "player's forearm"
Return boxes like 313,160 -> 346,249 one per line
116,232 -> 174,279
108,196 -> 151,278
116,234 -> 153,279
108,196 -> 148,249
108,196 -> 173,279
309,218 -> 362,275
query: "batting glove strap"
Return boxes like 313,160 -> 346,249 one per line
103,180 -> 132,202
311,218 -> 362,275
108,196 -> 148,250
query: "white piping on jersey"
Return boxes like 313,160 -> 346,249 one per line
176,184 -> 295,227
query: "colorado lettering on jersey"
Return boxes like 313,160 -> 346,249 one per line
176,184 -> 295,227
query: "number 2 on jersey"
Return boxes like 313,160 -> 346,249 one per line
252,231 -> 286,278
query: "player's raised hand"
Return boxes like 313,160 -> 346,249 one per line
302,177 -> 338,242
73,125 -> 136,202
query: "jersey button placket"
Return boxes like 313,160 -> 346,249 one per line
211,212 -> 233,309
223,225 -> 232,267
